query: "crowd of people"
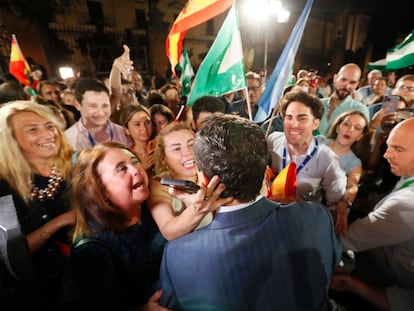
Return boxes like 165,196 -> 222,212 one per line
0,44 -> 414,311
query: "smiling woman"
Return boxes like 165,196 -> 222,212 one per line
0,101 -> 75,310
57,142 -> 168,311
148,122 -> 231,240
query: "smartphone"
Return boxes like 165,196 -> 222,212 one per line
382,95 -> 399,113
160,178 -> 200,194
147,139 -> 157,152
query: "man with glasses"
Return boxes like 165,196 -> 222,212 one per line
228,71 -> 263,122
393,74 -> 414,108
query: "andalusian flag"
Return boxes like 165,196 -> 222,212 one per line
166,0 -> 233,75
9,34 -> 38,94
270,163 -> 297,198
186,5 -> 246,106
367,29 -> 414,70
386,29 -> 414,70
176,47 -> 194,97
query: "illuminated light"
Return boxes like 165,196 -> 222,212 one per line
59,67 -> 74,79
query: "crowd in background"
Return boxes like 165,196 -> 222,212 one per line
0,44 -> 414,311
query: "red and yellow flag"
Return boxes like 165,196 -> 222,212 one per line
270,163 -> 297,198
9,34 -> 38,91
166,0 -> 233,75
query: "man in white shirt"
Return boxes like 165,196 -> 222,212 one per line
267,90 -> 347,232
331,117 -> 414,311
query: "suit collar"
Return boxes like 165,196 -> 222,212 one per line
208,197 -> 279,229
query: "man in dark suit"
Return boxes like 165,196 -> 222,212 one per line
159,113 -> 342,311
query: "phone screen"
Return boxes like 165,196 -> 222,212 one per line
382,95 -> 399,113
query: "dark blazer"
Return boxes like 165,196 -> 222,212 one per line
160,197 -> 342,311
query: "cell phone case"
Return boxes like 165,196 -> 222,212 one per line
159,178 -> 200,194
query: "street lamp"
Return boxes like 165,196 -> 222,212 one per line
59,67 -> 74,80
242,1 -> 290,82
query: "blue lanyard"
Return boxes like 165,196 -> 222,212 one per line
87,121 -> 114,146
282,139 -> 318,174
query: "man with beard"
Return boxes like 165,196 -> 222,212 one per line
318,63 -> 370,136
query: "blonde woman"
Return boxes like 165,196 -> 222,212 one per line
0,101 -> 75,310
148,122 -> 231,240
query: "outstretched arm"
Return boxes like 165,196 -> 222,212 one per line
108,44 -> 134,112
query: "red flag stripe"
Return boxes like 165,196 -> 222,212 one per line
168,0 -> 233,35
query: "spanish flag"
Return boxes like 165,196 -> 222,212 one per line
270,163 -> 297,198
166,0 -> 233,75
9,34 -> 38,92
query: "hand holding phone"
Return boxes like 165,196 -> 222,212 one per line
382,95 -> 399,113
160,178 -> 200,194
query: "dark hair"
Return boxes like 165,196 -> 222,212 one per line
37,80 -> 58,95
0,81 -> 29,103
194,113 -> 268,202
74,78 -> 109,104
149,104 -> 174,122
191,96 -> 225,122
146,93 -> 167,107
280,89 -> 324,119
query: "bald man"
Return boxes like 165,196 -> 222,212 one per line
318,63 -> 370,135
331,117 -> 414,310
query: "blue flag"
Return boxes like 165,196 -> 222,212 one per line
254,0 -> 313,123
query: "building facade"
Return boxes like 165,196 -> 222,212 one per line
0,0 -> 374,85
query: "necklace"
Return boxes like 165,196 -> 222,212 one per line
31,165 -> 63,201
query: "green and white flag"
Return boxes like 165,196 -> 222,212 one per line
386,29 -> 414,70
176,47 -> 194,97
187,5 -> 246,106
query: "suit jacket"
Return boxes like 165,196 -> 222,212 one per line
160,197 -> 342,311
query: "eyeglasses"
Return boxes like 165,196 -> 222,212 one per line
397,85 -> 414,92
248,86 -> 260,92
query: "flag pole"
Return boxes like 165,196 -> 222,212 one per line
245,86 -> 252,120
264,104 -> 278,139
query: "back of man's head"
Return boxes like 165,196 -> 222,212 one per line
74,78 -> 109,104
194,113 -> 268,202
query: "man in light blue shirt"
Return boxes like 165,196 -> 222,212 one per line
318,63 -> 370,136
